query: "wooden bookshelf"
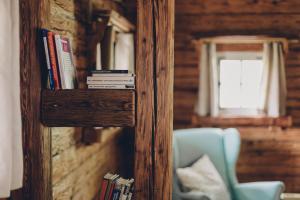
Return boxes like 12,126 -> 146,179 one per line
41,89 -> 135,127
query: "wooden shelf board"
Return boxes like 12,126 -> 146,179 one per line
41,89 -> 135,127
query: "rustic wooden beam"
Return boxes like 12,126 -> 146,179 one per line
19,0 -> 52,199
134,0 -> 174,199
41,89 -> 135,127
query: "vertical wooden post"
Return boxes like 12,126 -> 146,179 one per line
19,0 -> 52,199
135,0 -> 174,199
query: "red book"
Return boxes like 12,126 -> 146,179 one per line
47,31 -> 61,89
108,182 -> 116,200
99,179 -> 108,200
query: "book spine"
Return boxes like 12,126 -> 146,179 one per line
87,76 -> 135,81
47,31 -> 61,89
92,70 -> 128,73
112,189 -> 120,200
41,29 -> 54,90
108,183 -> 116,200
99,180 -> 108,200
54,34 -> 66,89
119,185 -> 126,200
127,193 -> 132,200
88,85 -> 135,89
92,73 -> 134,77
87,80 -> 135,85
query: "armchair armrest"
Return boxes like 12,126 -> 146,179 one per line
234,182 -> 284,200
178,191 -> 210,200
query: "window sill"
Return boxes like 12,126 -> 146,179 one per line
191,114 -> 292,128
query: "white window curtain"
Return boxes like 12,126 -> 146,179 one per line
0,0 -> 23,197
259,42 -> 287,117
194,43 -> 219,117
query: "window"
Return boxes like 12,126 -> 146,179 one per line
218,52 -> 263,116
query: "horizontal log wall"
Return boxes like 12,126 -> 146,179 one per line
49,1 -> 134,199
175,0 -> 300,192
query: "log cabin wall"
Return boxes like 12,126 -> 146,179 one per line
174,0 -> 300,192
48,1 -> 134,199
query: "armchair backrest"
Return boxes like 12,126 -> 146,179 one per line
223,128 -> 241,188
173,128 -> 231,189
173,128 -> 240,195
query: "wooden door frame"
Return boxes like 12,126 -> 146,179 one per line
134,0 -> 175,199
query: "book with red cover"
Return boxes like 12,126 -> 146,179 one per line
47,31 -> 61,89
108,182 -> 116,200
99,179 -> 108,200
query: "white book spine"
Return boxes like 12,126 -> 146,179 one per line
54,34 -> 66,89
88,85 -> 135,89
43,37 -> 51,70
87,80 -> 135,85
92,73 -> 134,77
87,76 -> 135,81
127,193 -> 132,200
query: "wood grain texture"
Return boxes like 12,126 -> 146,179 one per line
192,115 -> 293,128
41,89 -> 135,127
153,0 -> 174,199
135,0 -> 174,199
19,0 -> 52,199
176,0 -> 300,15
135,0 -> 154,199
237,127 -> 300,192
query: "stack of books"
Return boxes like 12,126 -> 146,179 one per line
41,29 -> 77,90
99,173 -> 134,200
87,70 -> 135,89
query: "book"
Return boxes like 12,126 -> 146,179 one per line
101,26 -> 116,70
127,193 -> 132,200
88,85 -> 135,89
114,33 -> 135,73
54,34 -> 77,89
108,177 -> 119,200
87,80 -> 134,85
121,178 -> 134,200
47,31 -> 61,89
112,179 -> 123,200
91,70 -> 129,74
105,174 -> 119,200
118,178 -> 128,200
92,73 -> 134,77
41,29 -> 54,90
100,173 -> 114,200
87,76 -> 135,82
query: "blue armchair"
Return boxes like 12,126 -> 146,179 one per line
173,128 -> 285,200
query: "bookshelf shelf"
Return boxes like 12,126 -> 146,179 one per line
41,89 -> 135,127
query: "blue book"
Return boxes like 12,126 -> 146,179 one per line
41,29 -> 55,90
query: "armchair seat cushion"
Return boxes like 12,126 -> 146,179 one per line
235,182 -> 285,200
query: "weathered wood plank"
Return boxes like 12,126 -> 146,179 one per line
19,0 -> 52,199
134,0 -> 154,199
41,89 -> 135,127
176,14 -> 300,38
153,0 -> 174,199
192,115 -> 293,128
176,0 -> 300,15
135,0 -> 174,199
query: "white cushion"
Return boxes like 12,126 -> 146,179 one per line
176,155 -> 231,200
